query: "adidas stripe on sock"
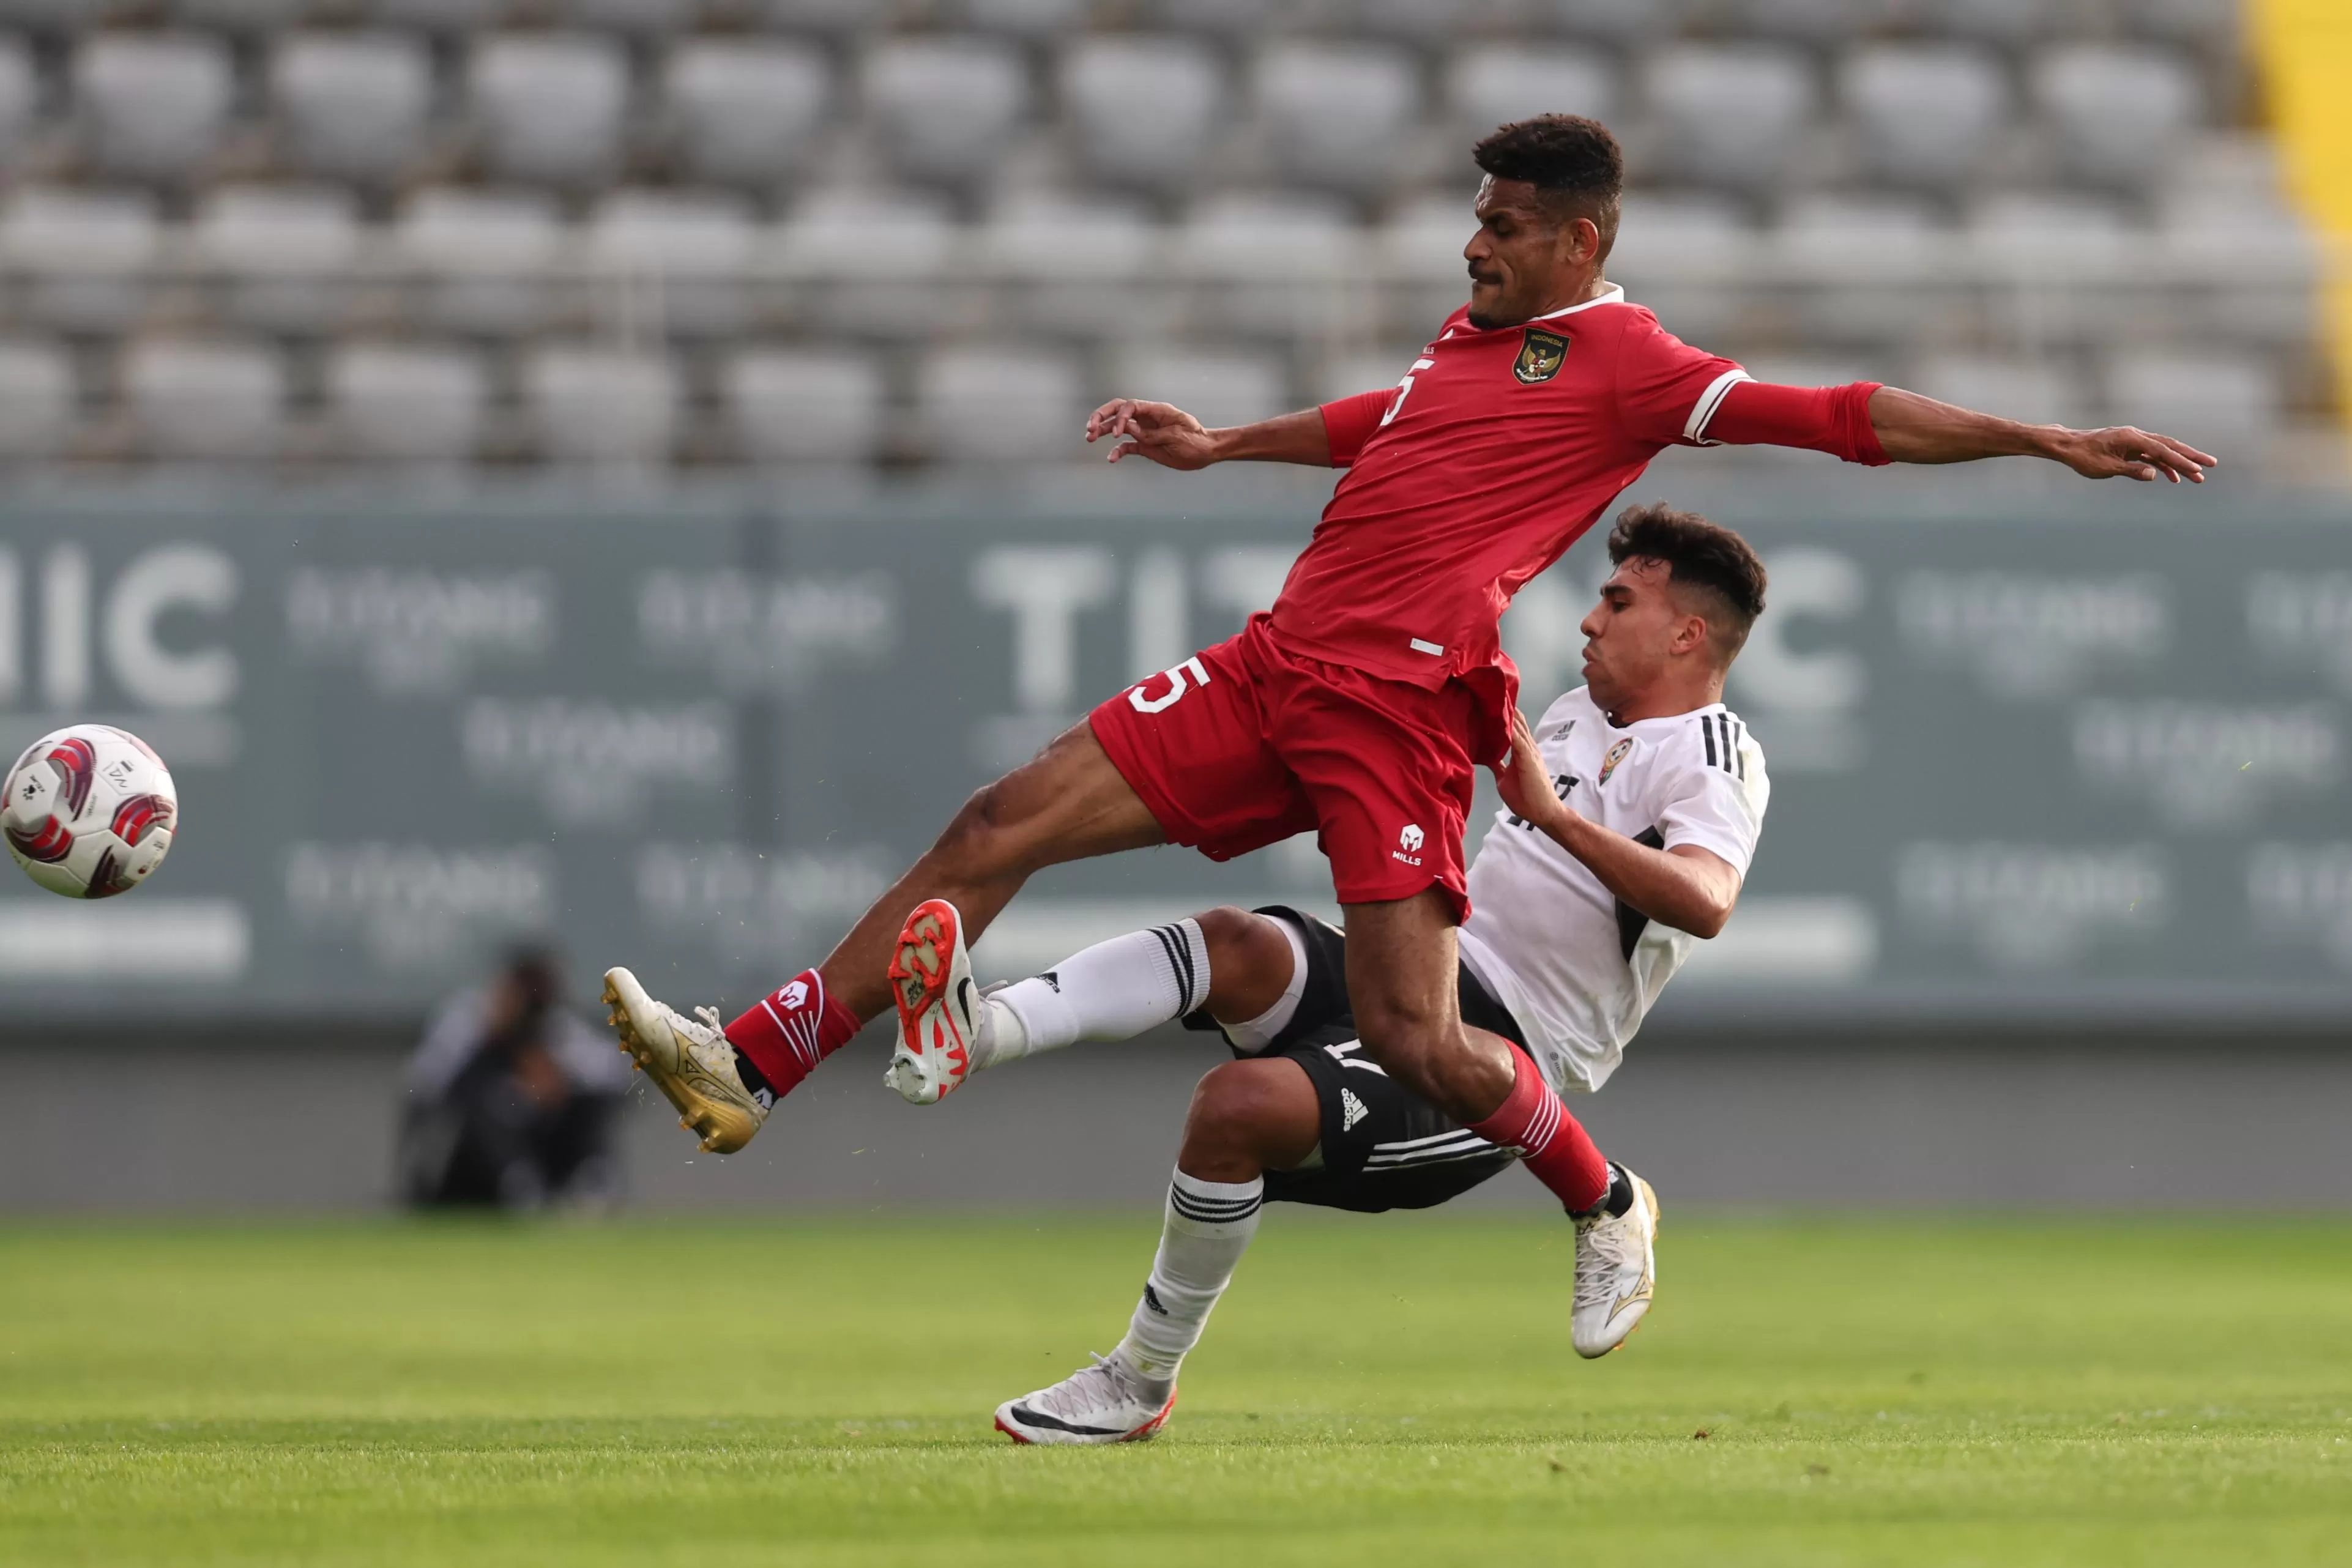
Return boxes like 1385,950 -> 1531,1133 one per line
1118,1169 -> 1262,1386
989,919 -> 1213,1069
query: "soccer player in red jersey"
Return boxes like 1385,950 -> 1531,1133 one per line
602,116 -> 2214,1222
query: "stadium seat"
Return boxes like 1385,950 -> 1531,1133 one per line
1643,44 -> 1819,191
1739,0 -> 1889,41
371,0 -> 512,34
179,0 -> 308,33
521,344 -> 679,466
916,346 -> 1081,463
661,40 -> 831,190
1909,353 -> 2089,429
1606,192 -> 1756,343
560,0 -> 701,37
947,0 -> 1091,37
0,40 -> 34,163
0,339 -> 76,463
1965,191 -> 2136,266
976,192 -> 1160,338
0,187 -> 162,334
722,348 -> 886,464
2102,351 -> 2281,445
1539,0 -> 1686,43
1777,194 -> 1953,348
324,342 -> 488,463
393,188 -> 567,337
1142,0 -> 1306,37
1442,44 -> 1617,146
583,190 -> 759,338
774,187 -> 960,338
2030,44 -> 2203,188
72,34 -> 234,185
1910,0 -> 2071,42
189,185 -> 364,336
1347,0 -> 1492,45
1840,43 -> 2009,190
2121,0 -> 2239,50
270,34 -> 434,188
1109,346 -> 1290,432
1251,42 -> 1423,196
757,0 -> 891,34
1174,191 -> 1359,338
122,339 -> 286,461
1059,37 -> 1226,193
1375,189 -> 1478,336
775,186 -> 957,277
1314,348 -> 1412,409
466,34 -> 630,190
861,37 -> 1030,188
0,0 -> 103,33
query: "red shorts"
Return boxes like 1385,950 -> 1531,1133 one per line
1089,615 -> 1509,920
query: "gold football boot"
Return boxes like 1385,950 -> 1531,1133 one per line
601,966 -> 768,1153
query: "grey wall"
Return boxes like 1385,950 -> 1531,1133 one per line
8,1027 -> 2345,1213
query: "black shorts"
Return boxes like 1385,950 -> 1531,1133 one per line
1183,905 -> 1526,1214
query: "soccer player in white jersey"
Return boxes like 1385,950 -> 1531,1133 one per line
890,503 -> 1771,1444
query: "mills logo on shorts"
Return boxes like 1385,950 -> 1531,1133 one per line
1599,738 -> 1634,785
1513,328 -> 1569,384
1393,822 -> 1425,866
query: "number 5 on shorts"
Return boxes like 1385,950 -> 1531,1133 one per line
1128,655 -> 1213,715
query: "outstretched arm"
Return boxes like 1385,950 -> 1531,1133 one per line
1084,399 -> 1333,469
1706,380 -> 2217,484
1494,710 -> 1743,940
1864,386 -> 2216,481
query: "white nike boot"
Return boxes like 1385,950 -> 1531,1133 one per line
885,897 -> 1001,1104
994,1350 -> 1177,1446
1571,1165 -> 1659,1359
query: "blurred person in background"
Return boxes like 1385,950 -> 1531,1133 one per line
398,946 -> 632,1211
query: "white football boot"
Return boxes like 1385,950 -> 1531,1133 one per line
601,966 -> 768,1154
995,1350 -> 1177,1446
885,898 -> 983,1105
1571,1167 -> 1659,1359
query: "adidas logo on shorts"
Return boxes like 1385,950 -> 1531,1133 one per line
1341,1088 -> 1369,1132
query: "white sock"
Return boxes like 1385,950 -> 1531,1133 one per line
1216,915 -> 1308,1053
1117,1170 -> 1263,1389
985,920 -> 1211,1071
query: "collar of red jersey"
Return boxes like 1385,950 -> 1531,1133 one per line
1530,284 -> 1626,321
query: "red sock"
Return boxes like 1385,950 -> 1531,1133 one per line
723,968 -> 861,1102
1467,1048 -> 1610,1213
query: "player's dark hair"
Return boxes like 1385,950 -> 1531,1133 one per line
1472,115 -> 1623,261
1606,504 -> 1768,661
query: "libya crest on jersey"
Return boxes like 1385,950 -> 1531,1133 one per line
1513,327 -> 1569,384
1598,737 -> 1634,784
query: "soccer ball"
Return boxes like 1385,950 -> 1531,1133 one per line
2,724 -> 178,899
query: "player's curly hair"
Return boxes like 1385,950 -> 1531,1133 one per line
1472,116 -> 1623,259
1607,503 -> 1768,658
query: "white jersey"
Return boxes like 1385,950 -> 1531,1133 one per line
1456,686 -> 1768,1096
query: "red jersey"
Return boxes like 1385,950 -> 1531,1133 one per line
1265,288 -> 1752,689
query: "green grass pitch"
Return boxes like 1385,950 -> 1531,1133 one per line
3,1213 -> 2348,1566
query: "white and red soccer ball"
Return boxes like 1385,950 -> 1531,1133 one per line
2,724 -> 177,899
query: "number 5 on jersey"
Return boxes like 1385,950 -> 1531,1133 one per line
1128,655 -> 1213,715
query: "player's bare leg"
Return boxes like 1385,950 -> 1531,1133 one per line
997,1057 -> 1316,1445
1345,886 -> 1654,1348
830,723 -> 1165,1020
1345,888 -> 1618,1203
605,722 -> 1164,1148
1341,889 -> 1517,1120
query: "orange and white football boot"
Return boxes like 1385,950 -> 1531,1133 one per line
885,898 -> 981,1104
